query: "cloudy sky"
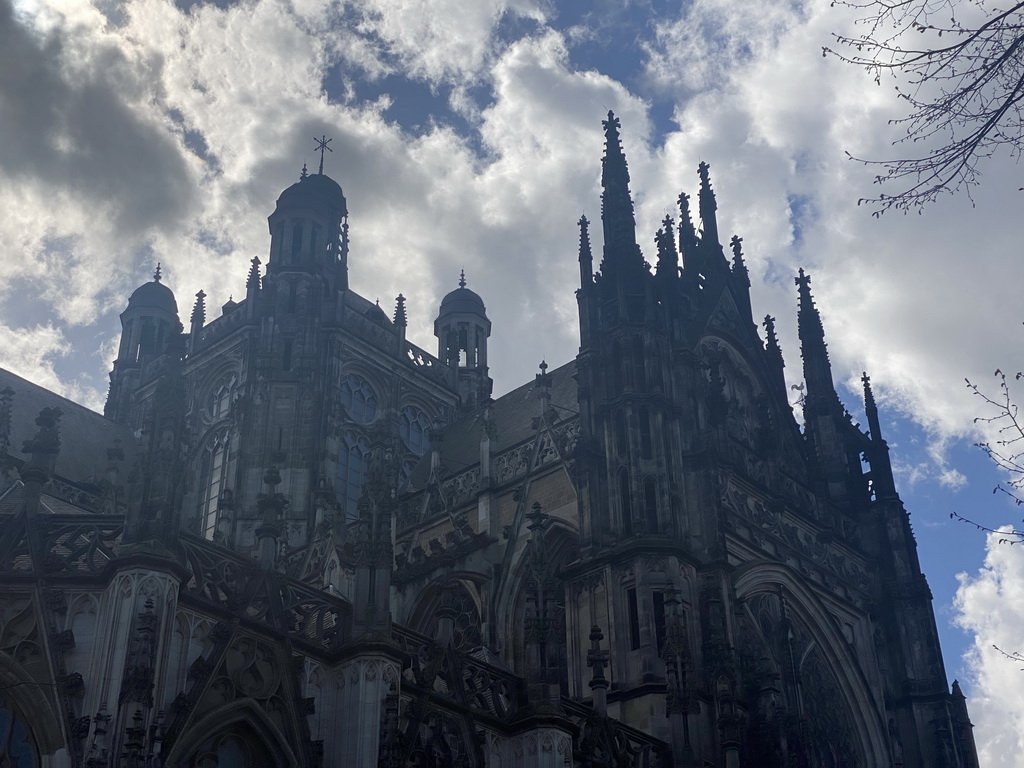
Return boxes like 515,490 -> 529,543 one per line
2,0 -> 1023,759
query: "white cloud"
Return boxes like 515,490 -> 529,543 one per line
955,530 -> 1024,768
0,323 -> 104,411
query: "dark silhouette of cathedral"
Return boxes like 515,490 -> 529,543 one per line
0,113 -> 979,767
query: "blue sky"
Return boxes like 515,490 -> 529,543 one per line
2,0 -> 1024,758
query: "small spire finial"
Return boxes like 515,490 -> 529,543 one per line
153,263 -> 162,282
393,294 -> 407,327
191,290 -> 206,327
314,135 -> 333,175
795,267 -> 810,291
247,256 -> 261,292
300,162 -> 308,179
458,269 -> 466,289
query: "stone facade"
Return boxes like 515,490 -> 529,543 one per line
0,113 -> 978,767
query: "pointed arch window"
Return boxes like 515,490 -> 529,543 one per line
199,432 -> 230,541
338,431 -> 371,521
400,405 -> 431,456
207,374 -> 238,420
340,374 -> 377,424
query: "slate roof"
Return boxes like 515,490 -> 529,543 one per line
0,367 -> 138,486
411,360 -> 578,485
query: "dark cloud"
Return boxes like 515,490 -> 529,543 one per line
0,0 -> 195,235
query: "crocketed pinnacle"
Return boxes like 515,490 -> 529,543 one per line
677,192 -> 699,266
191,290 -> 206,327
796,269 -> 840,408
599,111 -> 641,272
697,162 -> 719,240
656,214 -> 678,278
730,235 -> 749,287
578,214 -> 593,284
246,257 -> 261,291
862,372 -> 882,441
763,315 -> 782,360
393,294 -> 407,327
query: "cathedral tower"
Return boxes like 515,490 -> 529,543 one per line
434,271 -> 492,410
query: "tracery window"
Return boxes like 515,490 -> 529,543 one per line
338,431 -> 371,521
400,405 -> 431,456
0,698 -> 39,767
200,432 -> 230,540
340,374 -> 377,424
207,375 -> 237,420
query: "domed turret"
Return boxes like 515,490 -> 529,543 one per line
435,271 -> 492,410
105,265 -> 183,422
266,164 -> 349,289
127,277 -> 178,316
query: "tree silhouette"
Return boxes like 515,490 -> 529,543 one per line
826,0 -> 1024,214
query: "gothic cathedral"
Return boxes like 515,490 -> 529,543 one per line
0,114 -> 979,767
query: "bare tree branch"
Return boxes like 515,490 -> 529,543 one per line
825,0 -> 1024,213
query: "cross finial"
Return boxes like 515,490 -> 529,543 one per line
458,269 -> 466,289
795,267 -> 811,290
153,263 -> 162,282
314,135 -> 333,175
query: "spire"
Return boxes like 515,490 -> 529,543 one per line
599,111 -> 641,274
656,214 -> 679,279
729,235 -> 749,288
246,256 -> 261,292
862,372 -> 882,441
677,192 -> 699,258
153,263 -> 162,282
862,372 -> 897,499
314,134 -> 333,175
795,269 -> 840,410
763,315 -> 784,368
393,294 -> 407,327
697,162 -> 720,247
578,214 -> 593,286
190,290 -> 206,328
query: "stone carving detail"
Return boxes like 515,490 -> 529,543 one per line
721,478 -> 871,594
